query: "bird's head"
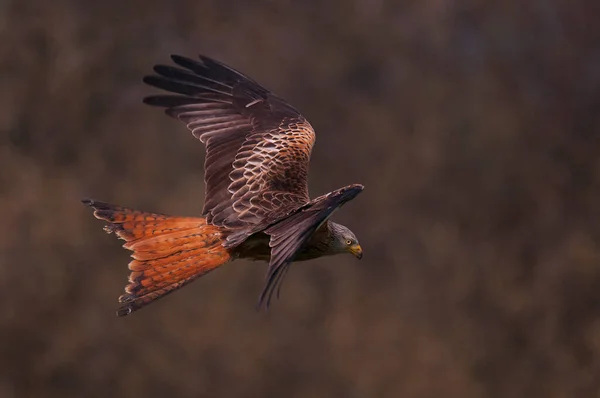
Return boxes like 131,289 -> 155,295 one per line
329,222 -> 363,259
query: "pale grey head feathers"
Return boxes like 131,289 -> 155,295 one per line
329,222 -> 362,258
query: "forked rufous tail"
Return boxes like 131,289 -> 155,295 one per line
83,199 -> 231,316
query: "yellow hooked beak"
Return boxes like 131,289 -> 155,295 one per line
349,244 -> 363,259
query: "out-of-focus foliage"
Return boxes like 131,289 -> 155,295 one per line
1,0 -> 599,397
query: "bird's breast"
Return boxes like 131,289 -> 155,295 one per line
232,232 -> 272,262
231,223 -> 333,263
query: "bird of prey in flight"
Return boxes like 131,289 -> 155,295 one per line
83,54 -> 364,316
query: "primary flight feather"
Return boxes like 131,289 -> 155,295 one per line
83,54 -> 364,315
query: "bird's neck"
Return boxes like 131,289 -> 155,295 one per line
293,221 -> 335,261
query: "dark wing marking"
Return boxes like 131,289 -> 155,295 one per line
258,184 -> 364,308
143,55 -> 315,245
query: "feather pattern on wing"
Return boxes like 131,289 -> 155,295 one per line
143,55 -> 315,245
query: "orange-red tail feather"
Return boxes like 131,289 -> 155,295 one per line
82,199 -> 230,316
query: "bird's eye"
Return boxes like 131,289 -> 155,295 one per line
345,239 -> 352,245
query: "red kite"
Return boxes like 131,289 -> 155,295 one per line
83,54 -> 364,316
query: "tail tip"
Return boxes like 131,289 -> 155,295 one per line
116,306 -> 133,317
81,198 -> 94,206
117,295 -> 135,316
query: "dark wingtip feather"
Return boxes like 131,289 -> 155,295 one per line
142,95 -> 199,108
153,64 -> 182,77
255,261 -> 291,311
143,75 -> 199,96
336,183 -> 365,203
171,54 -> 198,64
170,54 -> 209,75
141,95 -> 160,106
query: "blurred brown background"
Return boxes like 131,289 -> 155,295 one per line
2,0 -> 600,397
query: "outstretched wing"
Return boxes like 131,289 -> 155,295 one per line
143,55 -> 315,245
259,184 -> 364,308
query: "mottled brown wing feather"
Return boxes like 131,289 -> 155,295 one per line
259,184 -> 364,308
143,55 -> 315,244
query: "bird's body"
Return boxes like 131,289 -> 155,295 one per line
84,54 -> 364,315
233,222 -> 334,262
